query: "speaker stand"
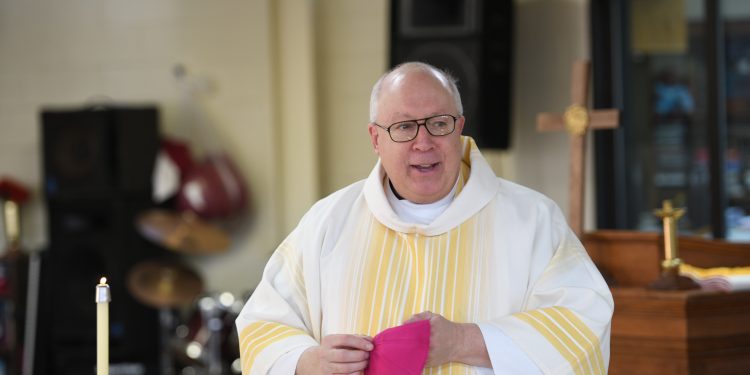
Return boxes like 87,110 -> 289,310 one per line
159,308 -> 176,375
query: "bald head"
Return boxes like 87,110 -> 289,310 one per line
369,62 -> 463,123
366,61 -> 466,203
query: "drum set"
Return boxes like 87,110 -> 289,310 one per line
128,209 -> 245,375
126,67 -> 253,374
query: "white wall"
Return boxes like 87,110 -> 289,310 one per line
0,0 -> 591,295
511,0 -> 597,231
316,0 -> 388,196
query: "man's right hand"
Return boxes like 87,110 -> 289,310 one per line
296,334 -> 373,375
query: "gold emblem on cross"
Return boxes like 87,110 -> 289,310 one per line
563,104 -> 590,136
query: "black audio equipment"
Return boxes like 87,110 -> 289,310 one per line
390,0 -> 514,149
42,107 -> 159,198
35,106 -> 167,375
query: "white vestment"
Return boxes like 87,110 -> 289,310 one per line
236,137 -> 614,374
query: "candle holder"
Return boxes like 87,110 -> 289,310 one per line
648,200 -> 700,291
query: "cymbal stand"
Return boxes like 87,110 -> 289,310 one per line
200,296 -> 222,375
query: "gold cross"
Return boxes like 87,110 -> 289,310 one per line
536,60 -> 620,237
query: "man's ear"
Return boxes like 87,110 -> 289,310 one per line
368,123 -> 380,155
456,116 -> 466,135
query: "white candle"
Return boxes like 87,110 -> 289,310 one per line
96,277 -> 110,375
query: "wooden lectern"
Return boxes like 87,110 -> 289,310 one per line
583,230 -> 750,375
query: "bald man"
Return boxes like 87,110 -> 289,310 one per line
237,62 -> 613,375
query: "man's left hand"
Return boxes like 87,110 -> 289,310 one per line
404,311 -> 491,368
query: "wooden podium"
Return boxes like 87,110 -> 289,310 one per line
583,230 -> 750,375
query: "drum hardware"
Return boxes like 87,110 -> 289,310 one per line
160,308 -> 177,375
127,259 -> 203,309
129,201 -> 244,374
136,209 -> 230,254
171,292 -> 242,374
127,259 -> 204,375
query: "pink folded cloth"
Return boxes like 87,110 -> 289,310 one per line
365,320 -> 431,375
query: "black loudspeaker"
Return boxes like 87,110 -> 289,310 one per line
42,107 -> 160,198
36,106 -> 167,375
390,0 -> 514,149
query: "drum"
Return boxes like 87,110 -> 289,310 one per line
172,292 -> 243,374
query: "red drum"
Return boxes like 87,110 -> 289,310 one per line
176,154 -> 249,220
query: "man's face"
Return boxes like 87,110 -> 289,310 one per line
368,70 -> 465,204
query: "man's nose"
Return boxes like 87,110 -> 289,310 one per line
412,122 -> 435,149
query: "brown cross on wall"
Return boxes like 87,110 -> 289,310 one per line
536,60 -> 620,238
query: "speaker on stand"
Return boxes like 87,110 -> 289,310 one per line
34,106 -> 169,375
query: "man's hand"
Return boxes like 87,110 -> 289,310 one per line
404,311 -> 491,368
296,334 -> 373,375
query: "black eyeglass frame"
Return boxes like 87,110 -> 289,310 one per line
372,114 -> 460,143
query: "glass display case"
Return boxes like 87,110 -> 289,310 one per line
592,0 -> 750,241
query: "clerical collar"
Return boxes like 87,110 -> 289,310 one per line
385,178 -> 459,225
389,180 -> 404,200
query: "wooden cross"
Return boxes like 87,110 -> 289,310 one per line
536,60 -> 620,237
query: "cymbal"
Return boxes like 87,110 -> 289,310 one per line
136,209 -> 230,254
127,259 -> 204,308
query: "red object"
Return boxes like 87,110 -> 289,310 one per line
0,177 -> 30,204
161,138 -> 195,182
176,153 -> 248,219
365,320 -> 430,375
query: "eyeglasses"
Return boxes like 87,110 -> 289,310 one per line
373,114 -> 458,142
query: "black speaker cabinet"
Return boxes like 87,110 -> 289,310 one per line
36,106 -> 167,375
42,107 -> 159,199
390,0 -> 514,149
